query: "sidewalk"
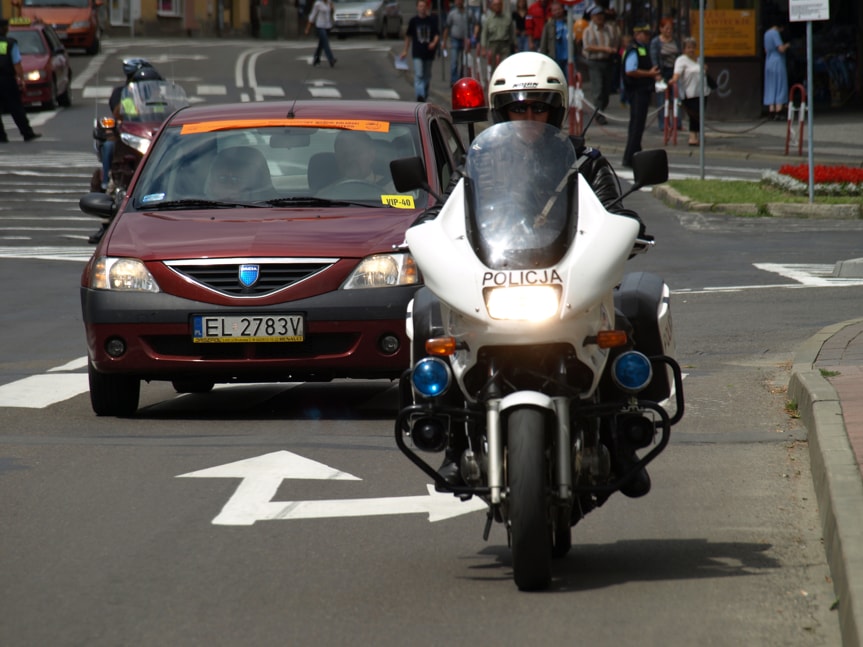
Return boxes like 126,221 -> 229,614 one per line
421,66 -> 863,646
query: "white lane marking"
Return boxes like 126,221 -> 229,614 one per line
177,451 -> 487,526
367,88 -> 400,99
0,246 -> 92,261
196,85 -> 228,95
0,373 -> 89,408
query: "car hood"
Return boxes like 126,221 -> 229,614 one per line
104,207 -> 418,261
334,2 -> 379,11
20,52 -> 50,71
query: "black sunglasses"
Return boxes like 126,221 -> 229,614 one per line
507,101 -> 552,114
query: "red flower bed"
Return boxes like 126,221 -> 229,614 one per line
779,164 -> 863,185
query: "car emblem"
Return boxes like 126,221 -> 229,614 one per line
238,264 -> 260,288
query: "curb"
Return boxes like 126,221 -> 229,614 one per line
790,319 -> 863,647
652,184 -> 862,219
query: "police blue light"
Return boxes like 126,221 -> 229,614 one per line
612,351 -> 653,393
412,357 -> 452,398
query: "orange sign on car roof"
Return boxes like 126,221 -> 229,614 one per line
180,118 -> 391,135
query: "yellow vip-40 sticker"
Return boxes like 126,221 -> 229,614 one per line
382,195 -> 415,209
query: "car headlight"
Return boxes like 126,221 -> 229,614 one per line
362,8 -> 375,17
71,20 -> 91,28
484,285 -> 561,321
120,132 -> 151,156
91,257 -> 161,292
24,70 -> 45,82
342,253 -> 419,289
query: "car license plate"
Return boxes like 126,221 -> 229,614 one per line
192,314 -> 304,343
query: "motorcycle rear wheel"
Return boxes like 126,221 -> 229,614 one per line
508,407 -> 552,591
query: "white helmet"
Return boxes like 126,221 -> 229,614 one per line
488,52 -> 568,128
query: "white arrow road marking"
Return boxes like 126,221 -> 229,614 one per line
177,450 -> 487,526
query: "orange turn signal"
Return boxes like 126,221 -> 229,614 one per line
595,330 -> 629,349
424,337 -> 457,356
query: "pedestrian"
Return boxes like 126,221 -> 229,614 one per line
621,23 -> 660,168
466,0 -> 483,46
480,0 -> 516,72
649,17 -> 680,131
304,0 -> 336,68
512,0 -> 530,52
525,0 -> 551,51
443,0 -> 469,85
668,37 -> 710,146
0,18 -> 41,143
763,20 -> 789,121
538,1 -> 570,77
581,6 -> 619,124
402,0 -> 439,102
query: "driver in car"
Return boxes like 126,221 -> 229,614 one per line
330,130 -> 396,192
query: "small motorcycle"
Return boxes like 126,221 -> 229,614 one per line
88,80 -> 189,241
392,120 -> 684,591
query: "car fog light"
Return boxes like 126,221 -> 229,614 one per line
612,351 -> 652,393
412,357 -> 451,398
379,334 -> 400,355
105,337 -> 126,358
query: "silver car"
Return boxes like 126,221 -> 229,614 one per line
331,0 -> 402,39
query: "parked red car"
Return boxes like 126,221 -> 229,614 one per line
78,100 -> 467,416
9,16 -> 72,109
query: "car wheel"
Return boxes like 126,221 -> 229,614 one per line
88,360 -> 140,417
389,17 -> 402,39
42,79 -> 58,111
377,17 -> 386,39
57,72 -> 72,107
171,379 -> 215,394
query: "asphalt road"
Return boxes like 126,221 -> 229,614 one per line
2,37 -> 862,646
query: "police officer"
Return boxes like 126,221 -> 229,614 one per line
621,23 -> 660,168
0,18 -> 41,143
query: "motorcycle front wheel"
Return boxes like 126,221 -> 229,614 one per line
508,407 -> 552,591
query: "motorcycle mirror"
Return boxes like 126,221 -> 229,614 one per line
390,156 -> 443,203
615,149 -> 670,205
79,192 -> 116,219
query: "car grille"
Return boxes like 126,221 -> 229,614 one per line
336,11 -> 362,19
144,333 -> 357,359
165,259 -> 335,297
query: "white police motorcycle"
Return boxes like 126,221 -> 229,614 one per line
392,120 -> 684,591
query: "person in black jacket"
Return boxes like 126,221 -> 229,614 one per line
0,18 -> 40,143
621,23 -> 660,168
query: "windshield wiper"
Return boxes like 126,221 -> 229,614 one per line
265,196 -> 379,208
136,199 -> 266,210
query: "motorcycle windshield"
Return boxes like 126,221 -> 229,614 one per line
118,80 -> 189,124
464,121 -> 577,270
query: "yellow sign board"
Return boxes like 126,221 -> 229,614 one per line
690,10 -> 756,57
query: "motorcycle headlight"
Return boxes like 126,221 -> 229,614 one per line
342,253 -> 419,289
484,285 -> 561,321
120,132 -> 151,156
91,257 -> 161,292
24,70 -> 45,82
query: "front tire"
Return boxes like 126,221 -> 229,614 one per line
508,407 -> 551,591
88,360 -> 140,417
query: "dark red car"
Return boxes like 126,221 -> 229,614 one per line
78,100 -> 466,416
9,16 -> 72,109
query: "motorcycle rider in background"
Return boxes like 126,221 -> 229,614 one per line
435,51 -> 649,497
90,58 -> 163,243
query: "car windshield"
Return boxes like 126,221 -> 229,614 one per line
23,0 -> 89,6
12,30 -> 47,55
131,122 -> 423,209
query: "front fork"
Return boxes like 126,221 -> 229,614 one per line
486,391 -> 571,507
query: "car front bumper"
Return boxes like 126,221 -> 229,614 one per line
81,284 -> 419,383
